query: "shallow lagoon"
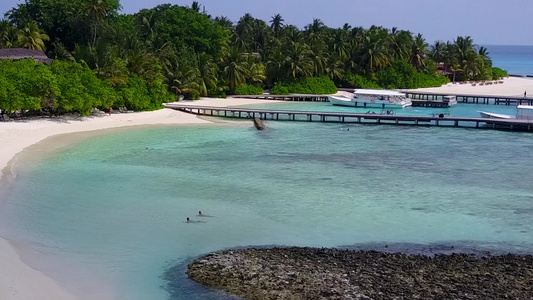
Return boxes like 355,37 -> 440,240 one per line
1,112 -> 533,299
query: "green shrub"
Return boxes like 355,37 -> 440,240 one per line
492,67 -> 508,80
270,84 -> 289,95
340,72 -> 381,89
189,90 -> 201,100
376,61 -> 449,89
272,76 -> 337,94
234,84 -> 263,95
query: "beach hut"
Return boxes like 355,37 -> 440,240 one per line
0,48 -> 53,65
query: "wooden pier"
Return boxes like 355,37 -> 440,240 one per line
233,94 -> 329,102
232,91 -> 533,106
165,104 -> 533,132
411,100 -> 453,108
404,91 -> 533,106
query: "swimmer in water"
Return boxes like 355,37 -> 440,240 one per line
186,217 -> 191,222
198,211 -> 213,217
146,147 -> 153,150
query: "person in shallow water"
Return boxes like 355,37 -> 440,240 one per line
197,211 -> 213,217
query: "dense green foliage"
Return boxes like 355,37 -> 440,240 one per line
270,85 -> 289,95
375,61 -> 449,89
0,59 -> 171,115
0,1 -> 509,113
271,76 -> 337,95
492,67 -> 508,80
340,72 -> 381,89
234,84 -> 263,95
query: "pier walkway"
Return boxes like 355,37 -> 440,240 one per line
165,104 -> 533,132
231,92 -> 533,106
403,91 -> 533,106
232,94 -> 329,102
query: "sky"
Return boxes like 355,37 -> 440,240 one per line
1,0 -> 532,45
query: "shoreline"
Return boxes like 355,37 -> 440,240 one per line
0,98 -> 278,300
1,78 -> 532,299
0,108 -> 212,300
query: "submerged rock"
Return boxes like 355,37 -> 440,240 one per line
253,118 -> 264,130
187,247 -> 533,300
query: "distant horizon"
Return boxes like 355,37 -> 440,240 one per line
2,0 -> 533,45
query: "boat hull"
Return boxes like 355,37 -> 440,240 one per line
328,96 -> 411,108
478,111 -> 514,119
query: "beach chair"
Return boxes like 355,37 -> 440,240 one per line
2,114 -> 12,121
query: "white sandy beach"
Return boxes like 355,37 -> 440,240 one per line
405,76 -> 533,97
0,77 -> 532,299
0,99 -> 276,300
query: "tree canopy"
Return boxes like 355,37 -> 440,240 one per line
0,0 -> 507,114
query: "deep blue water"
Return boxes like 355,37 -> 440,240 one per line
485,45 -> 533,76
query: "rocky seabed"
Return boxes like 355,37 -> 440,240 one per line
187,247 -> 533,300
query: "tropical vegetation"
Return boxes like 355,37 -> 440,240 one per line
0,0 -> 507,115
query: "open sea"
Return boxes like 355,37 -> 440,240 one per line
0,45 -> 533,300
486,44 -> 533,76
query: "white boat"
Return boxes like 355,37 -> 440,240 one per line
328,89 -> 412,108
443,95 -> 457,106
479,105 -> 533,120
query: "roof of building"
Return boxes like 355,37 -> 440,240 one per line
0,48 -> 52,64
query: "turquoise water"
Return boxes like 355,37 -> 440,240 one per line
243,102 -> 518,118
1,120 -> 533,299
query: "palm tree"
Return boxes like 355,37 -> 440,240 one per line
86,0 -> 110,47
0,21 -> 19,48
454,36 -> 475,62
429,41 -> 446,63
17,22 -> 49,51
475,46 -> 492,80
359,29 -> 390,73
214,16 -> 233,29
191,1 -> 201,12
305,19 -> 325,44
245,59 -> 266,84
329,29 -> 349,63
221,47 -> 248,91
410,33 -> 427,71
281,25 -> 302,43
270,14 -> 284,37
325,55 -> 344,80
265,47 -> 286,85
195,52 -> 218,96
450,63 -> 462,83
390,29 -> 412,61
139,11 -> 157,42
285,41 -> 313,80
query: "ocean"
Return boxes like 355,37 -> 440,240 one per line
1,44 -> 533,300
486,45 -> 533,76
1,120 -> 533,300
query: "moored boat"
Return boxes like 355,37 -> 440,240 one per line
328,89 -> 412,108
478,105 -> 533,120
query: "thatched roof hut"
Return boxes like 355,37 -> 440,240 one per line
0,48 -> 53,65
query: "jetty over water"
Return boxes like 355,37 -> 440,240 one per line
232,94 -> 329,102
403,91 -> 533,106
165,104 -> 533,132
230,92 -> 533,106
